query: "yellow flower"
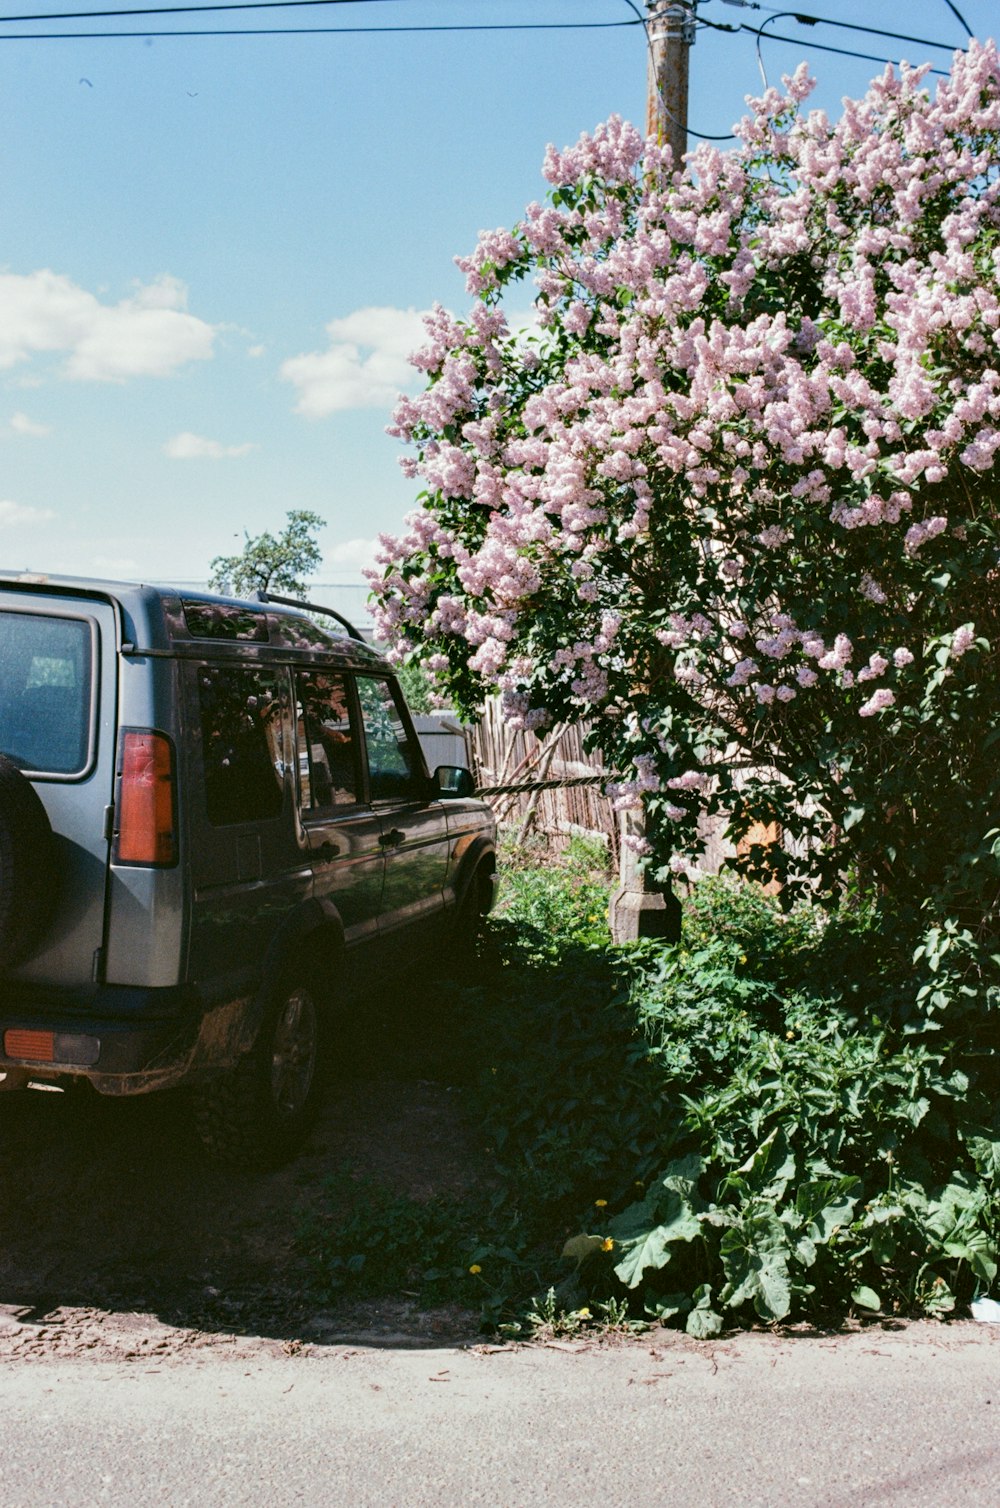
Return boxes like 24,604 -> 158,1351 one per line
577,1308 -> 591,1320
594,1198 -> 608,1208
786,1030 -> 795,1040
468,1264 -> 482,1275
601,1237 -> 614,1252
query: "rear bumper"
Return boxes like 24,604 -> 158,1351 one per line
0,982 -> 252,1095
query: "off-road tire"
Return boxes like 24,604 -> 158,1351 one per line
191,966 -> 329,1170
0,753 -> 57,968
447,862 -> 494,979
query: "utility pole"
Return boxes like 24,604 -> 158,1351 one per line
645,0 -> 697,162
608,2 -> 697,946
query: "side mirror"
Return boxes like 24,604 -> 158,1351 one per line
434,764 -> 475,798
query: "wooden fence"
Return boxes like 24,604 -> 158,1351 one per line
467,698 -> 769,881
468,700 -> 620,861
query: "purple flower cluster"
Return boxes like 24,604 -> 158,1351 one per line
369,44 -> 1000,866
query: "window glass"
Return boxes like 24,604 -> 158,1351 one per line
357,676 -> 421,800
198,666 -> 285,826
0,613 -> 92,775
182,601 -> 269,642
295,671 -> 358,812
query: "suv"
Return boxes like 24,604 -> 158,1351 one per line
0,573 -> 497,1165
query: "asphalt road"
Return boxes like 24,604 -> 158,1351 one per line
3,1323 -> 999,1507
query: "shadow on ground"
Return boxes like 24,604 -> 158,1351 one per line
0,982 -> 490,1356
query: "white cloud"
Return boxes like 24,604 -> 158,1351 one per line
0,270 -> 216,382
321,536 -> 380,575
164,431 -> 258,460
281,305 -> 431,418
0,500 -> 55,525
9,411 -> 50,437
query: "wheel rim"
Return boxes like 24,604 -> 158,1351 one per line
269,986 -> 319,1119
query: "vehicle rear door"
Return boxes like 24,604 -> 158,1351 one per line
0,589 -> 119,984
183,660 -> 311,988
293,667 -> 384,964
355,674 -> 451,948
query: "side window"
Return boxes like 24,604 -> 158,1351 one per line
0,612 -> 93,776
198,666 -> 286,826
357,676 -> 422,801
295,671 -> 359,814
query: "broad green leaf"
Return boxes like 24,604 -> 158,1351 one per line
614,1224 -> 681,1289
967,1137 -> 1000,1184
942,1230 -> 998,1283
796,1178 -> 860,1243
686,1287 -> 724,1339
720,1207 -> 793,1321
852,1285 -> 882,1312
561,1234 -> 608,1266
644,1291 -> 688,1322
735,1128 -> 796,1200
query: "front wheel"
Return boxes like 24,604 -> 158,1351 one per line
191,969 -> 327,1169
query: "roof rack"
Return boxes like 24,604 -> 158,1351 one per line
255,590 -> 366,643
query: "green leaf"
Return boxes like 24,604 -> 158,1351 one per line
966,1136 -> 1000,1184
561,1234 -> 608,1266
720,1206 -> 793,1321
735,1127 -> 796,1200
613,1224 -> 679,1289
685,1284 -> 724,1338
644,1291 -> 689,1323
851,1285 -> 882,1312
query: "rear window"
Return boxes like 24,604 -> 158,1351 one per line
0,612 -> 92,775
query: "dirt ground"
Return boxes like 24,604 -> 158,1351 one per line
0,1008 -> 490,1363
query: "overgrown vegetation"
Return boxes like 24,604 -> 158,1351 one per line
297,840 -> 1000,1338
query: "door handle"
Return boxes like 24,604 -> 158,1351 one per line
379,828 -> 405,848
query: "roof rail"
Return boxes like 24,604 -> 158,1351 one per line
255,590 -> 366,643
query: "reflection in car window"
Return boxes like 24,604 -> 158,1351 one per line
0,612 -> 92,775
296,671 -> 358,812
357,677 -> 420,801
198,666 -> 286,826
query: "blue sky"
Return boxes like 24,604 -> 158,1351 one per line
0,0 -> 993,598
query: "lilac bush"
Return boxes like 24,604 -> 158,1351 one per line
371,44 -> 1000,1019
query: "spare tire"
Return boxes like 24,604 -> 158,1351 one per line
0,754 -> 58,968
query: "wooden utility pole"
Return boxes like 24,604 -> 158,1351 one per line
645,0 -> 696,162
608,3 -> 697,946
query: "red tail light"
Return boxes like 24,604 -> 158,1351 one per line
116,731 -> 176,865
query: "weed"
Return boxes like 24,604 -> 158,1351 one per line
295,861 -> 1000,1336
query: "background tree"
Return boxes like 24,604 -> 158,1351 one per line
371,44 -> 1000,1026
209,509 -> 325,598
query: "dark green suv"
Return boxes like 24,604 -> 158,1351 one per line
0,574 -> 496,1165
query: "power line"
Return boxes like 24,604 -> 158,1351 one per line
717,12 -> 954,88
747,21 -> 950,79
940,0 -> 973,38
0,17 -> 643,36
0,0 -> 645,31
773,12 -> 964,56
0,0 -> 401,22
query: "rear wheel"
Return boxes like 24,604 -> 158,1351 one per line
191,967 -> 328,1169
448,863 -> 493,978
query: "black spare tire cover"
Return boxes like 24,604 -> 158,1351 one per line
0,753 -> 58,968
